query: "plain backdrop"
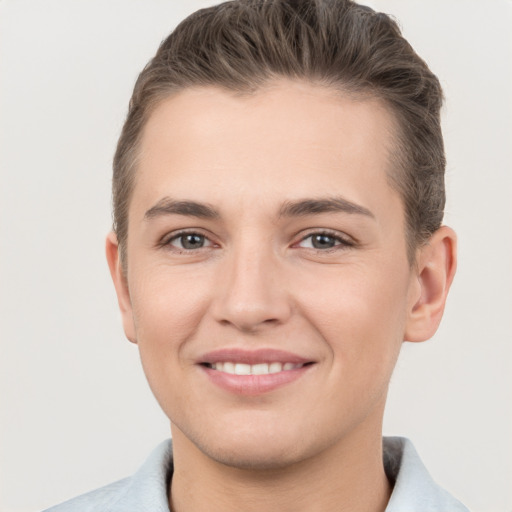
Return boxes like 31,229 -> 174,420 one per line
1,1 -> 511,511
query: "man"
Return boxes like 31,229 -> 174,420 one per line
45,0 -> 468,510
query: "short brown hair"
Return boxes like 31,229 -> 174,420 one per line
113,0 -> 445,264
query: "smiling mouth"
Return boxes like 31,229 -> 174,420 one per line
202,361 -> 313,375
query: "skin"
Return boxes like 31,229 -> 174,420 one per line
106,80 -> 456,512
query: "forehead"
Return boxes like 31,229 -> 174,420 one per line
133,80 -> 401,220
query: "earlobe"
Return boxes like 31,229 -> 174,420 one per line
404,226 -> 457,343
105,232 -> 137,343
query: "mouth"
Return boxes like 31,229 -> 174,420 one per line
202,361 -> 312,375
198,349 -> 316,395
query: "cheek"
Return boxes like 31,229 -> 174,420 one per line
128,266 -> 213,381
294,261 -> 410,370
131,264 -> 209,335
127,268 -> 214,417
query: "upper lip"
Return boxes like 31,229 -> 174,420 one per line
199,348 -> 313,365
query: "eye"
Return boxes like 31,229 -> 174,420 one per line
167,232 -> 213,250
297,232 -> 351,250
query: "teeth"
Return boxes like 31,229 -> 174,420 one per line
269,362 -> 282,374
234,363 -> 251,375
251,363 -> 269,375
209,362 -> 304,375
223,362 -> 235,374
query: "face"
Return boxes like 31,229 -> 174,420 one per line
111,81 -> 424,469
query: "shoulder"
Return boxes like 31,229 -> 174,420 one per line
383,437 -> 470,512
42,477 -> 131,512
42,439 -> 173,512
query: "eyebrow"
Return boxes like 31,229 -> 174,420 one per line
279,197 -> 375,219
143,196 -> 374,221
144,198 -> 219,220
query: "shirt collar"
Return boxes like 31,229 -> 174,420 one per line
383,437 -> 469,511
110,437 -> 468,512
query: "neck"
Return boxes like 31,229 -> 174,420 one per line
169,424 -> 391,512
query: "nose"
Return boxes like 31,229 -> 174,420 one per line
211,241 -> 292,332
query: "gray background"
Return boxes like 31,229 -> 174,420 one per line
1,1 -> 511,511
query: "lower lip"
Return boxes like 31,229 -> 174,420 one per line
201,365 -> 313,395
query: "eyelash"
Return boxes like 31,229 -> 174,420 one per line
160,230 -> 215,252
295,230 -> 355,252
160,229 -> 354,253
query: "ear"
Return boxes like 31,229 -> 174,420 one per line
404,226 -> 457,342
105,232 -> 137,343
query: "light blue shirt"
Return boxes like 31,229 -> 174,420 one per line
43,437 -> 469,511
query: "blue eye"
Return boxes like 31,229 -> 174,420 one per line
298,232 -> 349,250
168,233 -> 212,250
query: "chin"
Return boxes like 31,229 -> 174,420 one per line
182,416 -> 330,472
200,438 -> 309,471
